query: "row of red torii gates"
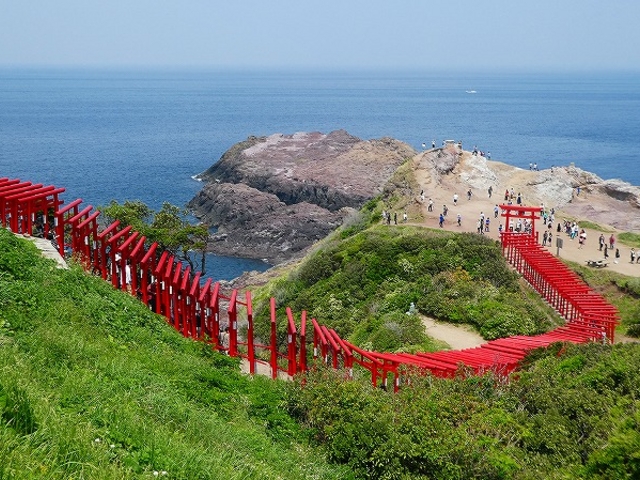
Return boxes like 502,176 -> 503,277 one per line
1,177 -> 619,391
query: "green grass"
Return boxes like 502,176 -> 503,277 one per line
0,229 -> 352,480
252,225 -> 563,348
566,259 -> 640,337
577,220 -> 614,232
618,231 -> 640,248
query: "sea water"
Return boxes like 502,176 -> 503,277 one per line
1,68 -> 639,279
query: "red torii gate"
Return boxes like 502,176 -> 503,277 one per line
500,203 -> 541,240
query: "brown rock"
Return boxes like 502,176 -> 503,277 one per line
189,130 -> 415,263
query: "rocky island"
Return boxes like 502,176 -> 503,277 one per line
189,130 -> 415,263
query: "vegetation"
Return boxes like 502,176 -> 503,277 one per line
288,343 -> 640,479
253,225 -> 561,351
569,260 -> 640,337
100,200 -> 209,276
577,220 -> 613,232
618,231 -> 640,249
2,216 -> 640,479
0,229 -> 350,479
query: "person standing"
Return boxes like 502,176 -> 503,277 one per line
393,212 -> 397,225
439,213 -> 444,228
467,189 -> 472,201
631,248 -> 636,263
609,234 -> 615,250
578,229 -> 586,249
453,193 -> 458,206
488,186 -> 493,198
598,233 -> 605,251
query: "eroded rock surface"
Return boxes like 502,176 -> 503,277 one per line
189,130 -> 415,263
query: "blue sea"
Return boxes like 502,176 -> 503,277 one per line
1,69 -> 640,279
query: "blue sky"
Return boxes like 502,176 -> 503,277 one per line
1,1 -> 639,71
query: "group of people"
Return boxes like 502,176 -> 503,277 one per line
471,146 -> 491,159
382,209 -> 408,225
503,188 -> 523,206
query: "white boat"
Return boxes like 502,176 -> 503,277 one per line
466,90 -> 477,94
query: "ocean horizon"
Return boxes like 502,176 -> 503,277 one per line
2,68 -> 639,278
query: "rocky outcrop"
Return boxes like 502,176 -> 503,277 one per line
189,130 -> 415,263
421,148 -> 640,232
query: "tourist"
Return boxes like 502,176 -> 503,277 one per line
609,234 -> 615,250
393,213 -> 397,225
428,198 -> 434,212
403,211 -> 407,223
542,231 -> 548,246
457,213 -> 462,226
467,188 -> 472,200
439,213 -> 444,228
578,229 -> 586,249
631,248 -> 636,263
494,204 -> 499,218
453,193 -> 458,205
598,233 -> 605,251
488,185 -> 493,198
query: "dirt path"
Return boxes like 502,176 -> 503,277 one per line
421,316 -> 486,349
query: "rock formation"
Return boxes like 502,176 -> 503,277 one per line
189,130 -> 415,263
415,146 -> 640,232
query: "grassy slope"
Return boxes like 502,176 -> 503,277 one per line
0,229 -> 351,480
251,222 -> 564,352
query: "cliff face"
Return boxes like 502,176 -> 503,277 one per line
189,130 -> 415,263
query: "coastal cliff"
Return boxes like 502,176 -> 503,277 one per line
188,130 -> 416,263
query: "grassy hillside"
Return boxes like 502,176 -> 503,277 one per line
288,343 -> 640,480
252,222 -> 563,352
0,229 -> 351,480
2,219 -> 640,480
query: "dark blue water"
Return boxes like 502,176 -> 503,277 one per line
2,69 -> 640,278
